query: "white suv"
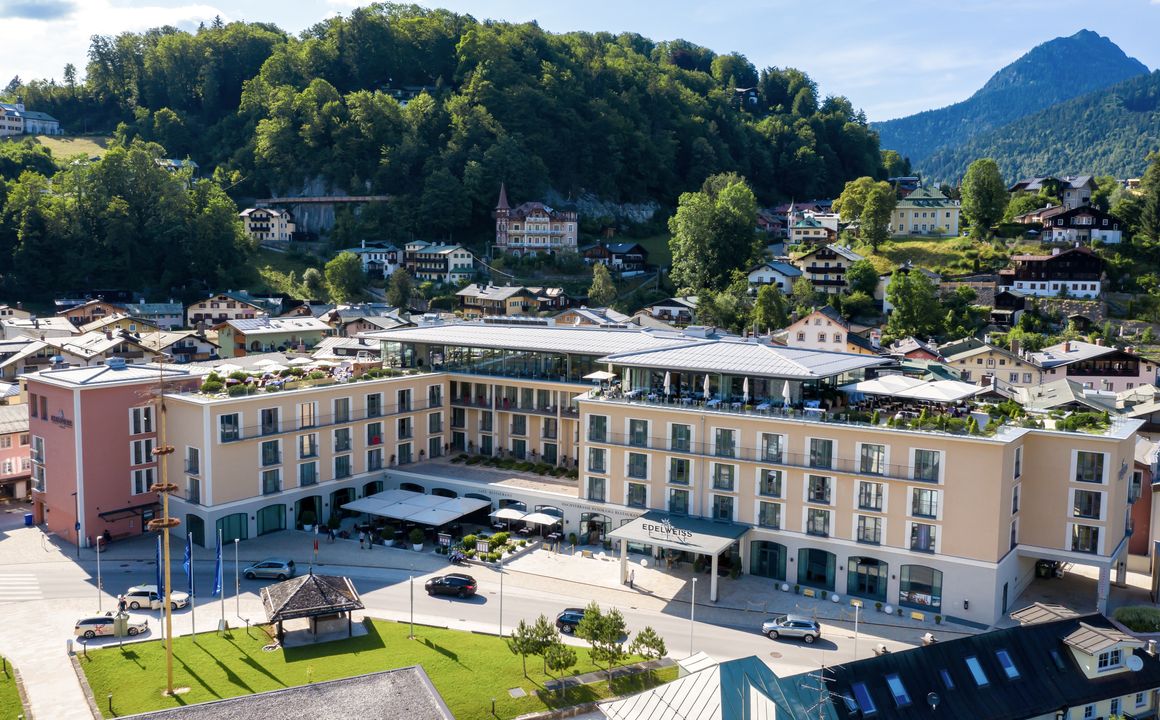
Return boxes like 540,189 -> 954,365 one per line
124,585 -> 190,611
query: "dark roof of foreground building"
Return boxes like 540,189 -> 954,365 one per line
124,666 -> 454,720
261,574 -> 363,622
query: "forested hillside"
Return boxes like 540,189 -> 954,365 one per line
6,3 -> 887,251
922,70 -> 1160,182
873,30 -> 1148,172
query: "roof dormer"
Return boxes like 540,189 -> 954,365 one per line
1063,622 -> 1144,678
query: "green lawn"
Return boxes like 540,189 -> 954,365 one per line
81,620 -> 673,719
0,655 -> 24,718
849,235 -> 1010,275
634,233 -> 672,269
32,134 -> 112,160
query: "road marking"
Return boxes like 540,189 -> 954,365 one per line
0,574 -> 43,602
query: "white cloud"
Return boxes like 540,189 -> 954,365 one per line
4,0 -> 226,83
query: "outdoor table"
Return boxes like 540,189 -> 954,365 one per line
804,407 -> 825,417
755,402 -> 772,411
730,402 -> 742,410
706,398 -> 721,408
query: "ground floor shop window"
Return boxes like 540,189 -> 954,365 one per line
750,540 -> 787,581
797,548 -> 836,591
847,557 -> 888,601
899,565 -> 942,611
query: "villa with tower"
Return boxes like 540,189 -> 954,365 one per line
493,184 -> 579,256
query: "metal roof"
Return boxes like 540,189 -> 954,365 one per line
364,322 -> 702,356
0,404 -> 28,435
601,339 -> 887,380
1063,622 -> 1140,654
27,362 -> 203,388
1028,340 -> 1129,368
1009,602 -> 1080,626
600,655 -> 786,720
224,317 -> 331,335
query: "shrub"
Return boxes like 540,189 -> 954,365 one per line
1114,606 -> 1160,633
489,532 -> 510,549
408,528 -> 425,545
486,551 -> 501,562
227,384 -> 250,397
265,384 -> 283,392
228,370 -> 249,381
870,410 -> 881,425
308,371 -> 326,380
200,379 -> 224,394
464,548 -> 476,558
461,534 -> 477,549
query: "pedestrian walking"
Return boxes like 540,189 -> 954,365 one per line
368,529 -> 375,549
358,530 -> 365,549
629,568 -> 635,589
328,527 -> 336,544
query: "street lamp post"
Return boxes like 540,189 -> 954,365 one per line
689,577 -> 697,656
234,538 -> 240,619
95,536 -> 103,613
72,491 -> 79,558
854,602 -> 861,661
498,557 -> 505,637
409,572 -> 415,640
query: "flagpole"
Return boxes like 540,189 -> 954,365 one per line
218,528 -> 225,630
188,533 -> 196,641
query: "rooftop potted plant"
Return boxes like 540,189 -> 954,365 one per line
409,527 -> 425,551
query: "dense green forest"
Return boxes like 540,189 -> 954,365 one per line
922,70 -> 1160,182
4,2 -> 888,258
873,29 -> 1148,177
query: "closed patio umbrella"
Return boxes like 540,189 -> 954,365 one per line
663,371 -> 672,397
742,377 -> 750,404
703,374 -> 711,400
782,379 -> 791,406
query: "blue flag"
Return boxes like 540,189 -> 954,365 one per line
155,534 -> 165,597
183,533 -> 194,597
212,532 -> 223,597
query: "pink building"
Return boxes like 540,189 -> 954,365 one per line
26,361 -> 201,546
0,404 -> 30,498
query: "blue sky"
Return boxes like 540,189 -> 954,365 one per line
2,0 -> 1158,120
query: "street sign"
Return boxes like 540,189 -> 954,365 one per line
438,533 -> 452,548
476,539 -> 490,554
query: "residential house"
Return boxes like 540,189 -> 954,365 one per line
0,101 -> 61,135
644,297 -> 698,325
887,175 -> 922,195
239,207 -> 296,242
0,404 -> 30,499
1012,378 -> 1118,416
554,307 -> 632,327
746,261 -> 802,293
44,330 -> 163,366
781,306 -> 881,355
338,315 -> 411,337
455,284 -> 539,319
0,316 -> 80,341
185,293 -> 267,329
788,215 -> 836,245
889,186 -> 961,237
215,317 -> 331,358
0,338 -> 88,378
1029,339 -> 1158,393
59,299 -> 128,327
342,241 -> 401,278
137,330 -> 219,364
1013,203 -> 1067,226
80,313 -> 159,336
494,184 -> 579,255
1010,175 -> 1096,210
998,247 -> 1105,299
583,242 -> 649,273
310,336 -> 382,365
887,337 -> 942,362
1043,205 -> 1124,244
525,287 -> 573,313
990,289 -> 1029,327
879,263 -> 943,313
0,305 -> 31,320
793,244 -> 865,295
403,241 -> 475,284
939,337 -> 1044,387
0,105 -> 21,137
123,302 -> 185,330
154,158 -> 199,176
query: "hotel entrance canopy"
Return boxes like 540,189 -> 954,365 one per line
342,489 -> 489,526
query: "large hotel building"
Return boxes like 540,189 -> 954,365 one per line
26,319 -> 1143,627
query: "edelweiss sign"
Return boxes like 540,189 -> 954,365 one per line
642,518 -> 693,543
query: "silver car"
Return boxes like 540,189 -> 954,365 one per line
242,558 -> 296,580
762,614 -> 822,643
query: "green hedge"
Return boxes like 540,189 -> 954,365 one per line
1114,606 -> 1160,633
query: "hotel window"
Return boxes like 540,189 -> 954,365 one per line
628,453 -> 648,479
297,402 -> 316,429
714,429 -> 736,458
758,502 -> 781,529
965,656 -> 989,687
130,406 -> 154,435
995,650 -> 1020,679
1110,699 -> 1121,716
910,523 -> 936,552
807,475 -> 831,504
428,412 -> 443,434
511,414 -> 526,436
1136,692 -> 1146,708
911,488 -> 939,518
627,482 -> 647,508
334,427 -> 352,452
260,408 -> 279,435
760,433 -> 783,463
1014,447 -> 1022,479
670,424 -> 691,452
131,438 -> 155,466
913,449 -> 941,482
334,454 -> 352,479
261,469 -> 281,495
397,442 -> 413,465
809,438 -> 833,469
669,458 -> 690,485
712,494 -> 734,521
858,481 -> 883,511
588,448 -> 607,473
857,515 -> 882,544
367,422 -> 383,446
759,469 -> 783,497
885,674 -> 911,708
712,464 -> 735,491
333,397 -> 351,423
587,477 -> 606,502
185,447 -> 200,475
298,433 -> 318,458
588,415 -> 608,442
299,462 -> 318,486
481,411 -> 493,432
807,508 -> 830,536
366,393 -> 383,418
629,419 -> 649,447
428,385 -> 442,407
260,440 -> 281,467
1075,451 -> 1105,483
131,467 -> 155,495
1073,489 -> 1102,519
397,389 -> 412,412
397,417 -> 412,440
1072,524 -> 1100,553
669,488 -> 689,514
860,444 -> 887,475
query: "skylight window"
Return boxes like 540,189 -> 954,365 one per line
996,650 -> 1020,679
939,669 -> 955,689
885,674 -> 911,708
1050,649 -> 1067,671
850,682 -> 877,715
965,656 -> 990,687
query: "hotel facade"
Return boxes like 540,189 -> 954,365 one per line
25,321 -> 1143,627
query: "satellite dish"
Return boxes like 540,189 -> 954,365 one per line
1127,655 -> 1144,672
927,692 -> 941,709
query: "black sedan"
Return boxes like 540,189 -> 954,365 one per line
425,573 -> 478,598
555,607 -> 586,633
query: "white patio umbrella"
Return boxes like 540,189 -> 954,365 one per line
288,357 -> 313,366
782,379 -> 791,406
703,374 -> 711,400
663,371 -> 672,396
262,363 -> 289,374
213,362 -> 242,374
742,377 -> 750,405
252,359 -> 280,367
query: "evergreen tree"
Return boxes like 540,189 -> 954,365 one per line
588,263 -> 617,307
386,267 -> 414,309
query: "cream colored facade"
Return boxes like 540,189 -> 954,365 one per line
944,344 -> 1045,387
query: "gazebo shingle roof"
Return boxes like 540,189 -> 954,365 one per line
261,574 -> 364,623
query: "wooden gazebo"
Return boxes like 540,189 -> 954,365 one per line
260,573 -> 364,641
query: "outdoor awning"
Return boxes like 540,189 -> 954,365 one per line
521,512 -> 562,526
839,375 -> 926,396
608,511 -> 748,556
490,507 -> 527,521
342,489 -> 489,526
894,379 -> 986,403
98,501 -> 159,522
583,370 -> 617,381
406,497 -> 490,527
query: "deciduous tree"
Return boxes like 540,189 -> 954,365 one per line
588,263 -> 617,307
576,601 -> 628,683
668,173 -> 759,294
386,267 -> 414,309
961,159 -> 1008,239
325,251 -> 366,302
885,270 -> 942,341
845,259 -> 879,296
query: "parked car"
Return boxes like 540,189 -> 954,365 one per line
425,573 -> 477,598
124,585 -> 190,611
242,558 -> 296,580
762,615 -> 821,643
74,615 -> 148,639
555,608 -> 586,634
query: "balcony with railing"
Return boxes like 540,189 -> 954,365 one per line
216,399 -> 443,443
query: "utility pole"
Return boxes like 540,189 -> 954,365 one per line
146,358 -> 180,696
